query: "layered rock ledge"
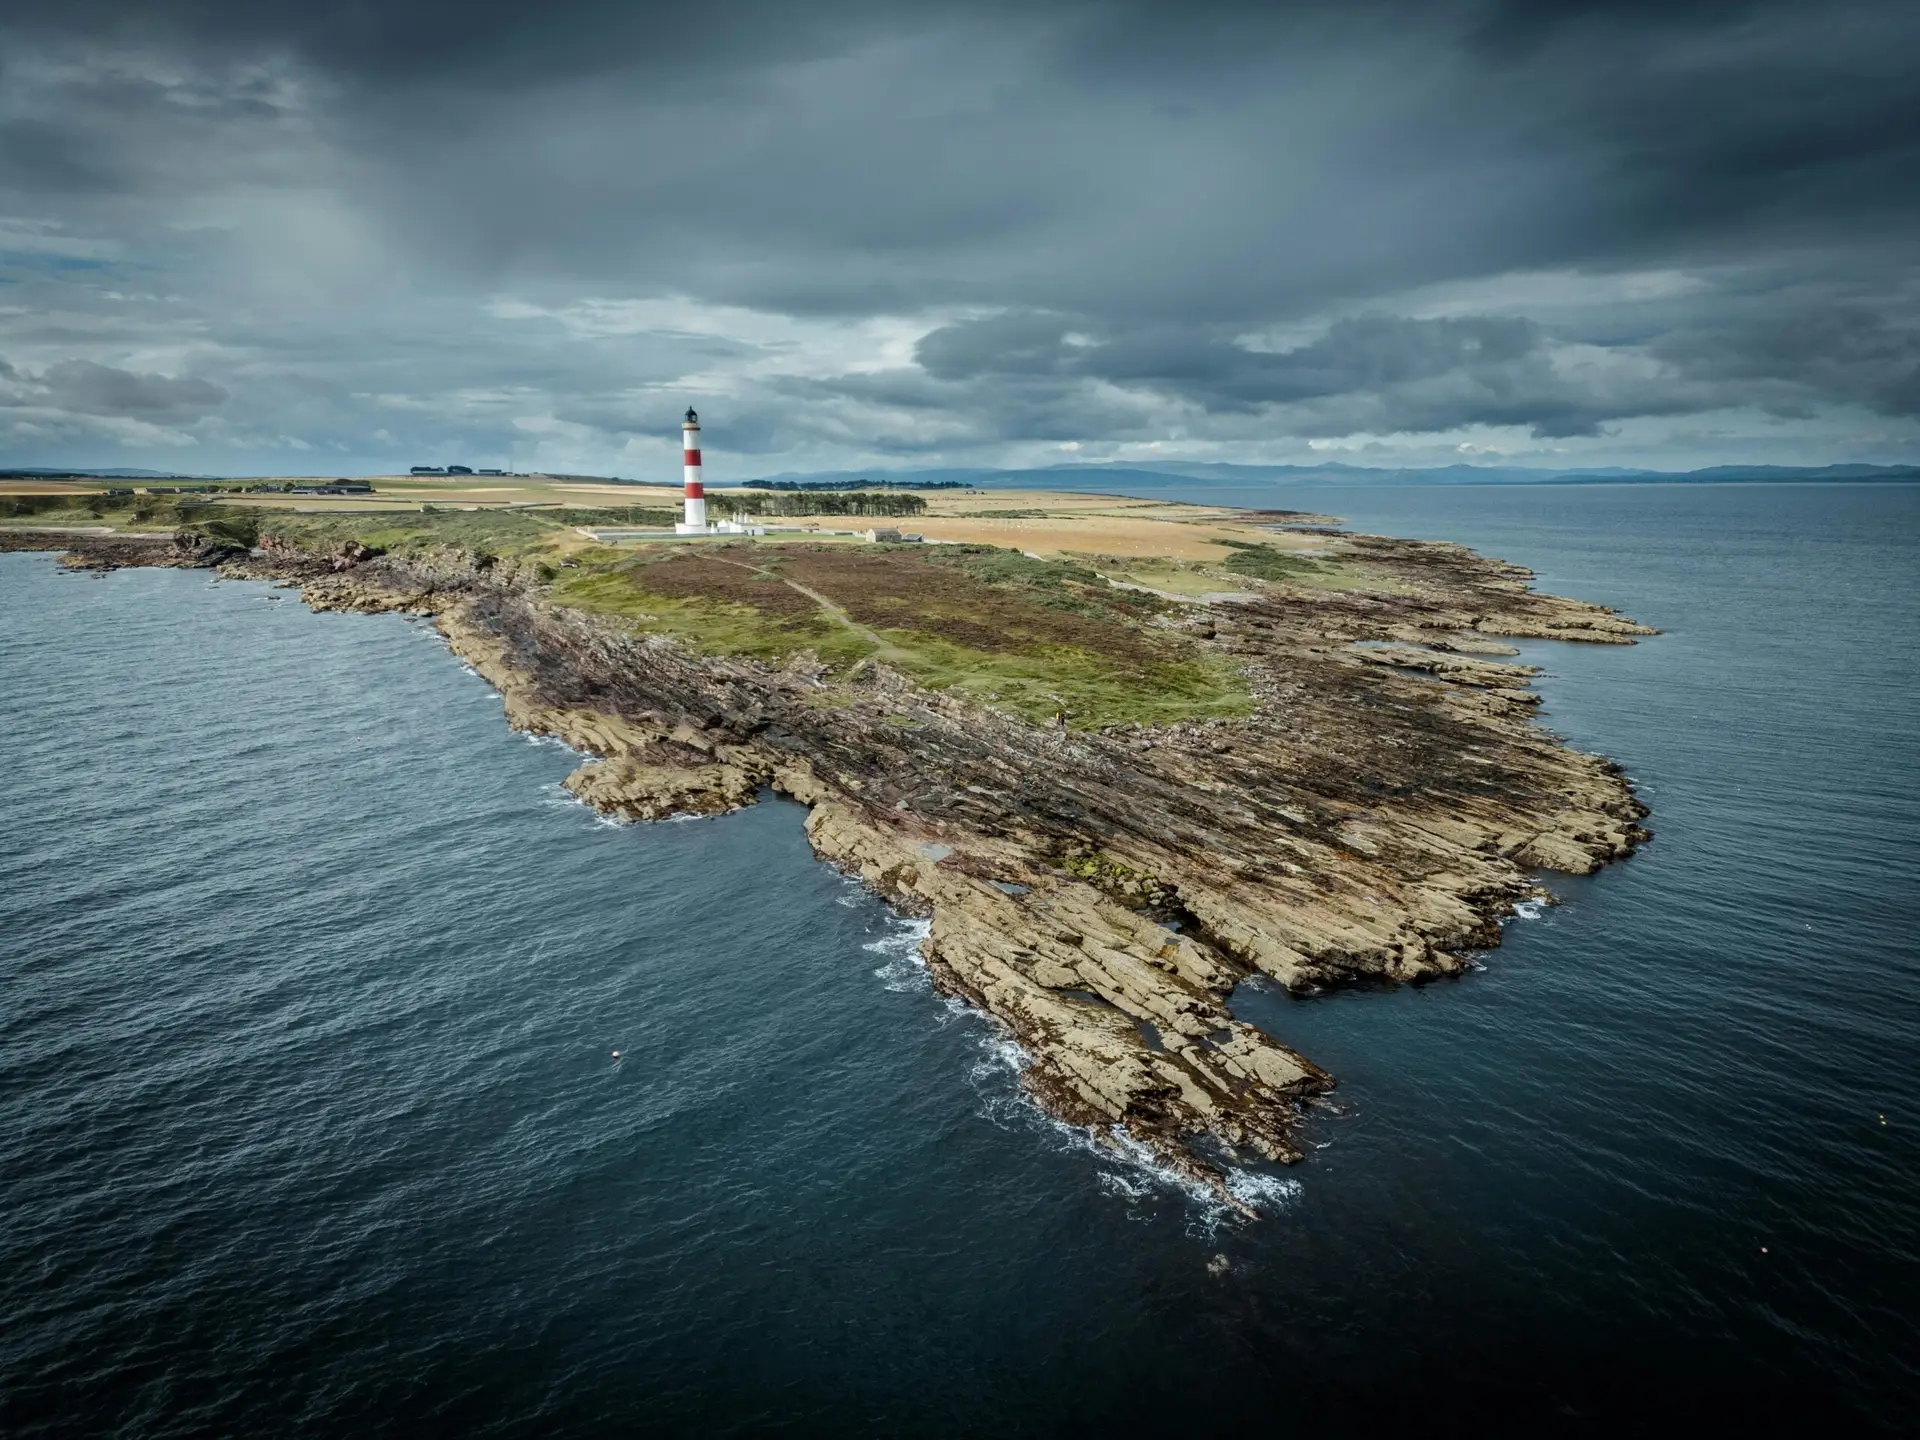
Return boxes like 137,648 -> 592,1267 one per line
12,522 -> 1653,1210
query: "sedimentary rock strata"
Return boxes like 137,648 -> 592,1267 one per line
16,522 -> 1653,1209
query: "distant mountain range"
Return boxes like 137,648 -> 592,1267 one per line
744,460 -> 1920,489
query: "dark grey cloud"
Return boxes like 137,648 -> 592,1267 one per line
0,0 -> 1915,472
910,304 -> 1920,441
43,359 -> 227,417
914,313 -> 1598,432
2,357 -> 227,418
1655,304 -> 1920,419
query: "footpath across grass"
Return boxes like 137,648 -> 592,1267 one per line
551,543 -> 1252,728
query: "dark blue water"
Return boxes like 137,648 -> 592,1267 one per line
3,483 -> 1917,1434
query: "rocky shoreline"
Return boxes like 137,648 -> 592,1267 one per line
10,522 -> 1653,1211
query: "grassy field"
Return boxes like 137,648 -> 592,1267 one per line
5,477 -> 1414,728
552,542 -> 1253,728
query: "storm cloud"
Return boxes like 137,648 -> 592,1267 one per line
0,0 -> 1915,474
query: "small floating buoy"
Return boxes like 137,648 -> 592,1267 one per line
611,1050 -> 622,1062
1760,1247 -> 1768,1254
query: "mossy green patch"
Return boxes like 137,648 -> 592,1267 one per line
1218,540 -> 1330,582
260,508 -> 563,556
547,567 -> 874,667
869,631 -> 1250,729
547,547 -> 1250,729
1055,844 -> 1176,908
1215,539 -> 1409,594
540,505 -> 681,528
922,544 -> 1166,621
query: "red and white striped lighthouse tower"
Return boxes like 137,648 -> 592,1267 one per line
680,406 -> 708,530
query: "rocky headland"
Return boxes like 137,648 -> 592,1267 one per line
8,511 -> 1653,1210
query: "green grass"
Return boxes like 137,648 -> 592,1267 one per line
1214,539 -> 1407,593
870,631 -> 1250,728
1,491 -> 693,558
548,567 -> 876,667
0,493 -> 268,546
547,554 -> 1248,728
923,545 -> 1166,621
1218,539 -> 1331,582
539,506 -> 681,528
1127,567 -> 1247,596
258,508 -> 566,556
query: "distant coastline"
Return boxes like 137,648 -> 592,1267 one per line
737,460 -> 1920,491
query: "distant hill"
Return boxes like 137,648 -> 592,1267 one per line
0,466 -> 207,480
743,461 -> 1920,489
1043,460 -> 1920,486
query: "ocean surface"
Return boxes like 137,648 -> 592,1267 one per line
2,481 -> 1916,1435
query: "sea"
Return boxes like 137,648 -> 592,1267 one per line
1,481 -> 1916,1435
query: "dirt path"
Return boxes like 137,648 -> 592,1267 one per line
704,553 -> 902,665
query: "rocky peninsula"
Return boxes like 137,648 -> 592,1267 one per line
3,488 -> 1653,1209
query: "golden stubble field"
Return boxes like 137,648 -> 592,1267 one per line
904,488 -> 1335,561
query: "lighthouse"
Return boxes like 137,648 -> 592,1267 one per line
675,406 -> 708,532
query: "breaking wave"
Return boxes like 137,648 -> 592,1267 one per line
943,996 -> 1303,1232
864,918 -> 933,993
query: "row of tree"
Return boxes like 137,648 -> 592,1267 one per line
743,478 -> 964,492
713,491 -> 927,518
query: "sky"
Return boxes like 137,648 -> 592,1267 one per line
1,0 -> 1916,479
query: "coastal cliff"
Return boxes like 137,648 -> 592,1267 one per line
10,517 -> 1652,1206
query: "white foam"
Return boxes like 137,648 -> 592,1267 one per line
967,1032 -> 1030,1082
930,990 -> 976,1026
940,1013 -> 1302,1233
864,918 -> 933,993
1511,897 -> 1548,921
1224,1168 -> 1303,1212
1101,1129 -> 1253,1233
539,781 -> 628,828
518,731 -> 584,757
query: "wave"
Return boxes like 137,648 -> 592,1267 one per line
864,918 -> 933,993
538,781 -> 626,828
518,731 -> 585,757
933,973 -> 1302,1232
